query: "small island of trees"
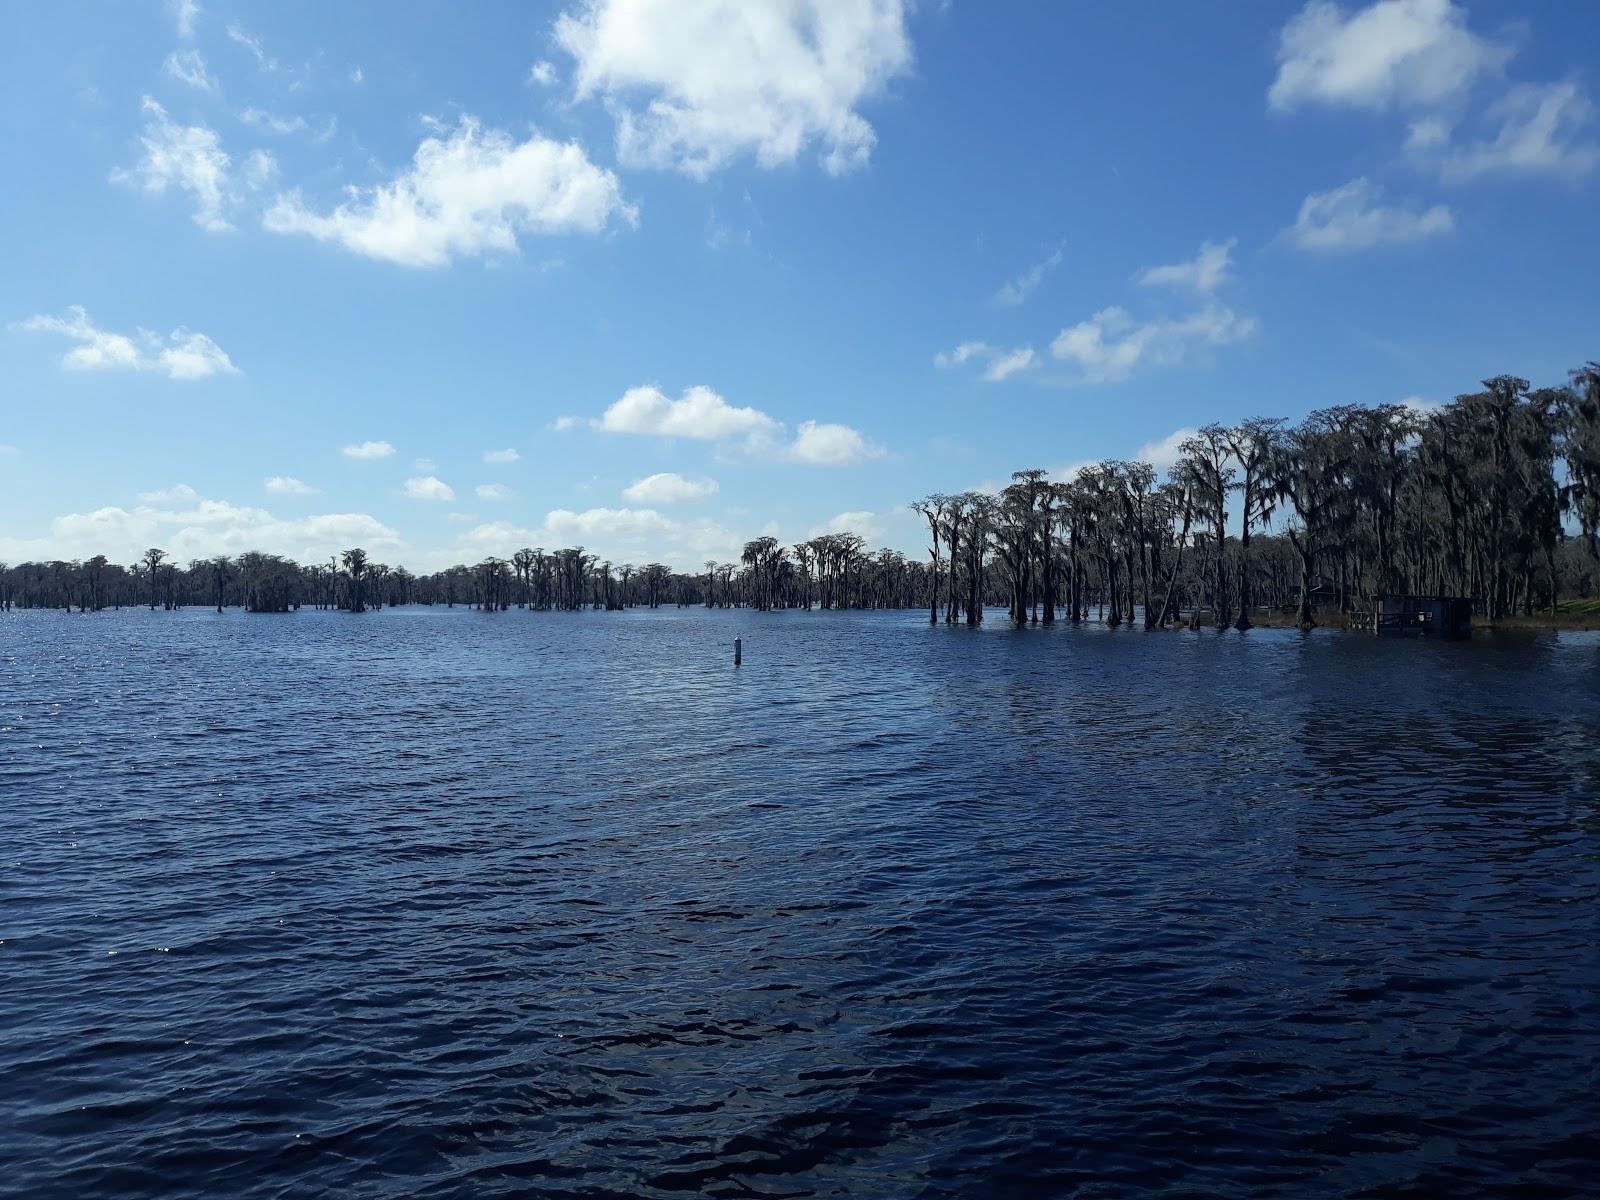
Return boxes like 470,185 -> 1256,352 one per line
3,366 -> 1597,628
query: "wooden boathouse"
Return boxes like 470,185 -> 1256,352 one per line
1355,594 -> 1473,638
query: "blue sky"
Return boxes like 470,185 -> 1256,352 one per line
3,0 -> 1597,571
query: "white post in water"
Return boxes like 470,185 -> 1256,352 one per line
734,636 -> 742,666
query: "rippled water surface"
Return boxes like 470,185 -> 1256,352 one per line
4,606 -> 1600,1198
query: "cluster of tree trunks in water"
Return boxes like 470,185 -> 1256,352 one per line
4,368 -> 1598,625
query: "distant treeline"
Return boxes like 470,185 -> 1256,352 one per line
4,367 -> 1597,626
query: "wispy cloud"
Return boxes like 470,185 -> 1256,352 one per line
162,49 -> 218,93
112,97 -> 234,232
1137,238 -> 1236,293
1050,304 -> 1257,384
934,341 -> 1037,382
1290,177 -> 1453,249
18,306 -> 239,380
992,243 -> 1063,306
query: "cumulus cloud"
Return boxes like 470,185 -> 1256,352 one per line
993,243 -> 1064,306
546,506 -> 671,540
1135,427 -> 1200,472
475,483 -> 514,502
528,60 -> 557,86
593,384 -> 879,464
18,306 -> 239,380
341,440 -> 395,459
934,341 -> 1037,382
555,0 -> 912,178
1433,81 -> 1600,179
263,116 -> 636,267
404,475 -> 456,501
265,475 -> 317,495
163,49 -> 218,93
1138,238 -> 1237,293
3,497 -> 403,565
809,510 -> 882,541
1268,0 -> 1509,112
456,506 -> 744,570
785,420 -> 882,466
112,96 -> 235,231
482,447 -> 520,464
595,384 -> 778,440
548,416 -> 579,432
1049,305 -> 1258,384
1290,177 -> 1454,249
622,472 -> 719,504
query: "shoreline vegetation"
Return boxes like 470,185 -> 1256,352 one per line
4,368 -> 1598,631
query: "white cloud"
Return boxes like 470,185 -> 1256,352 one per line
545,506 -> 671,540
18,306 -> 239,380
934,341 -> 1037,382
1049,305 -> 1258,384
412,457 -> 438,473
240,107 -> 309,136
226,24 -> 275,71
993,243 -> 1064,306
934,341 -> 987,369
112,96 -> 235,232
3,497 -> 403,565
1400,394 -> 1442,414
1434,81 -> 1600,180
1137,237 -> 1236,293
1268,0 -> 1509,112
548,415 -> 579,432
455,506 -> 744,570
265,475 -> 317,495
171,0 -> 199,39
1135,427 -> 1200,472
808,510 -> 881,540
982,347 -> 1036,382
263,116 -> 636,267
1290,177 -> 1454,249
555,0 -> 912,178
529,60 -> 557,86
622,472 -> 719,504
483,447 -> 521,464
785,420 -> 882,466
139,483 -> 199,503
404,475 -> 456,502
242,149 -> 277,189
163,49 -> 218,93
341,440 -> 395,459
475,483 -> 514,501
593,384 -> 879,465
594,384 -> 778,440
350,66 -> 364,85
1406,116 -> 1453,149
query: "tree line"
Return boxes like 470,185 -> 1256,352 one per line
4,366 -> 1596,626
906,366 -> 1598,629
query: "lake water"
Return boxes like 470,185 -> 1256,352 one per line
3,606 -> 1599,1198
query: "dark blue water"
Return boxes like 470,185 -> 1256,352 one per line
4,607 -> 1599,1198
